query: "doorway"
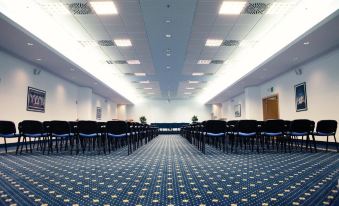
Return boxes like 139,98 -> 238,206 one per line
262,95 -> 279,120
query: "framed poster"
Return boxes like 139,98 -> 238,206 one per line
234,104 -> 241,117
96,107 -> 102,120
295,82 -> 308,112
27,87 -> 46,113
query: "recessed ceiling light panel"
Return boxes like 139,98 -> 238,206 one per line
192,73 -> 204,76
197,60 -> 211,64
114,39 -> 132,47
135,73 -> 146,76
127,60 -> 141,65
219,1 -> 246,15
189,81 -> 199,84
90,1 -> 118,15
205,39 -> 223,47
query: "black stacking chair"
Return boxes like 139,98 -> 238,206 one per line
261,120 -> 286,152
226,120 -> 238,152
0,121 -> 19,153
17,120 -> 48,154
77,121 -> 103,154
235,120 -> 258,152
287,119 -> 316,152
204,120 -> 227,153
106,121 -> 130,154
313,120 -> 338,152
49,121 -> 73,154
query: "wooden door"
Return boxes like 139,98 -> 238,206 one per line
263,95 -> 279,120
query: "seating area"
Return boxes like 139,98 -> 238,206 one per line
182,119 -> 338,154
0,120 -> 159,155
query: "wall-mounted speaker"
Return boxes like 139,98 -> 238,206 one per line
295,68 -> 302,75
33,68 -> 41,75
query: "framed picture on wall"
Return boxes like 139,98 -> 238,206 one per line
26,87 -> 46,113
295,82 -> 308,112
96,107 -> 102,120
234,104 -> 241,117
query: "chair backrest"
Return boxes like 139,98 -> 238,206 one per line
43,121 -> 51,133
0,120 -> 16,134
262,120 -> 285,133
316,120 -> 337,134
106,121 -> 128,135
20,120 -> 43,134
289,119 -> 314,133
205,120 -> 226,133
50,121 -> 70,135
237,120 -> 258,133
77,121 -> 98,134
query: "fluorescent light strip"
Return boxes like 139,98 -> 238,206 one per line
219,1 -> 246,15
189,81 -> 199,84
0,1 -> 140,103
90,1 -> 118,15
197,0 -> 339,103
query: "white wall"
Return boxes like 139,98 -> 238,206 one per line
126,99 -> 212,123
0,50 -> 117,144
221,48 -> 339,141
221,93 -> 246,120
92,93 -> 117,121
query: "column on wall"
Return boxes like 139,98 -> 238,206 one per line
117,104 -> 127,120
244,86 -> 262,120
77,87 -> 93,120
212,104 -> 222,120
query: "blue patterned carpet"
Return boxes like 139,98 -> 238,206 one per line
0,135 -> 338,206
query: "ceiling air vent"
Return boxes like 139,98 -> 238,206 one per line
222,40 -> 240,47
210,60 -> 224,64
68,3 -> 93,15
243,3 -> 269,14
98,40 -> 115,47
106,60 -> 114,64
114,60 -> 128,64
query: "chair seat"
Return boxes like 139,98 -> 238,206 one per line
238,132 -> 256,137
79,133 -> 98,138
0,133 -> 19,138
52,133 -> 72,138
206,132 -> 224,137
24,133 -> 47,137
313,132 -> 335,136
262,132 -> 283,136
107,133 -> 127,138
288,132 -> 308,136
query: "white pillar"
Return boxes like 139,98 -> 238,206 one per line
244,86 -> 262,120
77,87 -> 93,120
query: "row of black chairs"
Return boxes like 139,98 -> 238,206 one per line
0,120 -> 159,155
181,119 -> 338,154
